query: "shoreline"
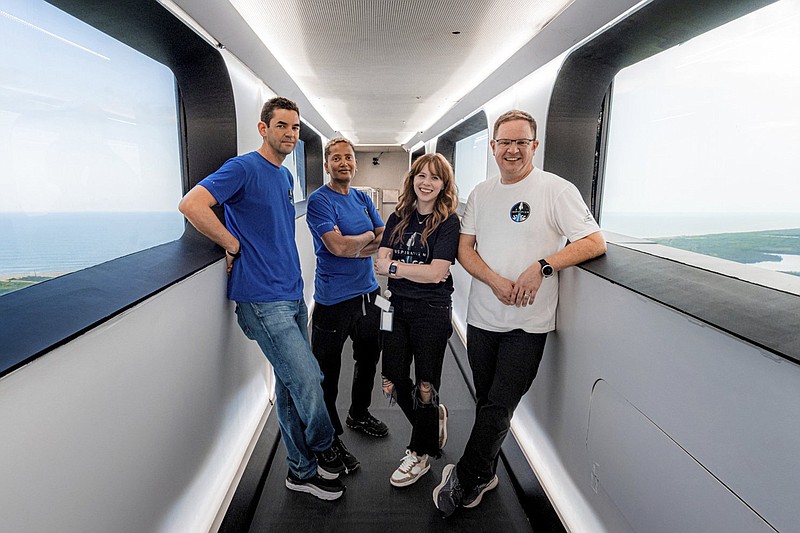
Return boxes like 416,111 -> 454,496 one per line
0,272 -> 65,283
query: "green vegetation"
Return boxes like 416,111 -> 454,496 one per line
652,228 -> 800,276
0,276 -> 53,296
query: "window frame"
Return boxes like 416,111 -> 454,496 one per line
436,110 -> 489,208
545,0 -> 799,365
0,0 -> 237,378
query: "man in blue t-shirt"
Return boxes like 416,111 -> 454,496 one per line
306,138 -> 388,472
178,97 -> 346,502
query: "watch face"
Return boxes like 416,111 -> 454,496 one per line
542,265 -> 554,277
389,264 -> 397,274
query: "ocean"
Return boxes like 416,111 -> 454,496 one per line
0,212 -> 184,279
601,212 -> 800,239
3,211 -> 799,281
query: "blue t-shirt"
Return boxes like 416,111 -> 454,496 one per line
306,185 -> 384,305
198,151 -> 303,302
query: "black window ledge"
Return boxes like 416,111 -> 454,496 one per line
580,243 -> 800,366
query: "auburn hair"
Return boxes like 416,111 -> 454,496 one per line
388,153 -> 458,246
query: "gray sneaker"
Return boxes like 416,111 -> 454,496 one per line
432,463 -> 463,517
463,474 -> 499,508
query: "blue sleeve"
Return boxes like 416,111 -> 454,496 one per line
431,214 -> 461,263
305,191 -> 337,238
198,157 -> 246,205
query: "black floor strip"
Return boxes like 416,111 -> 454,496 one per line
224,333 -> 564,532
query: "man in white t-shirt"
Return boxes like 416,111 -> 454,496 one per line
433,110 -> 607,517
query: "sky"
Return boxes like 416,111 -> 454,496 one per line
0,0 -> 182,213
602,0 -> 800,216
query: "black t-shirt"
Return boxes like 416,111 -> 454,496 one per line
380,212 -> 460,304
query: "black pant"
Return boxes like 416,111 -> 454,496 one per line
457,325 -> 547,490
382,295 -> 452,456
311,290 -> 381,435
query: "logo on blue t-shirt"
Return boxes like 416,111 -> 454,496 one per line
510,202 -> 530,223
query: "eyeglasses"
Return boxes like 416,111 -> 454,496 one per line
494,138 -> 535,147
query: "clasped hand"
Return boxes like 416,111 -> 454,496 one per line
491,267 -> 542,307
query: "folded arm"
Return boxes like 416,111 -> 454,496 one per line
321,227 -> 376,257
374,247 -> 451,284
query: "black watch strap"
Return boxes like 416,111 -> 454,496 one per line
539,259 -> 554,278
226,248 -> 241,259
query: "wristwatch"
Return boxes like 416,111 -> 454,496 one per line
538,259 -> 554,278
388,262 -> 398,276
226,248 -> 241,259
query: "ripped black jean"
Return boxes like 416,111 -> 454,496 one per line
381,294 -> 452,457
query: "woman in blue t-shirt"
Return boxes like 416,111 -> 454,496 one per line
374,153 -> 460,488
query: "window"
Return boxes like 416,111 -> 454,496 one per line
454,129 -> 489,203
283,139 -> 307,203
0,0 -> 183,297
601,0 -> 800,279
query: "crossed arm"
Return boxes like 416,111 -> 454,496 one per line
457,231 -> 606,307
321,226 -> 385,258
373,247 -> 451,284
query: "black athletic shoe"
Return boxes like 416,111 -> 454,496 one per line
433,464 -> 464,518
285,472 -> 345,501
332,436 -> 360,474
463,474 -> 499,508
346,410 -> 389,437
315,447 -> 346,479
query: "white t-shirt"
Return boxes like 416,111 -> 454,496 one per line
461,167 -> 600,333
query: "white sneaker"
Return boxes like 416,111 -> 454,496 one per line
438,404 -> 448,449
390,450 -> 430,487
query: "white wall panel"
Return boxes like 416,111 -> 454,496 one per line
0,264 -> 270,532
510,267 -> 800,532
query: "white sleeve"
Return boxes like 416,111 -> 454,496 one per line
460,188 -> 478,235
554,183 -> 601,241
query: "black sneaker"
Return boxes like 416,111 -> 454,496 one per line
346,410 -> 389,437
432,464 -> 464,517
315,447 -> 346,479
463,474 -> 499,508
332,436 -> 360,474
285,472 -> 345,501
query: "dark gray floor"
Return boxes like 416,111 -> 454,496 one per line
248,341 -> 534,532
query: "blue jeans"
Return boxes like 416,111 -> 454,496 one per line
236,300 -> 335,480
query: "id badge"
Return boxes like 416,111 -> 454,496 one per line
380,306 -> 394,332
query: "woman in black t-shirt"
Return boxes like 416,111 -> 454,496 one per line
374,153 -> 460,488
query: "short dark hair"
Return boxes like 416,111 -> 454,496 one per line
261,96 -> 300,126
324,137 -> 356,161
493,109 -> 537,140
